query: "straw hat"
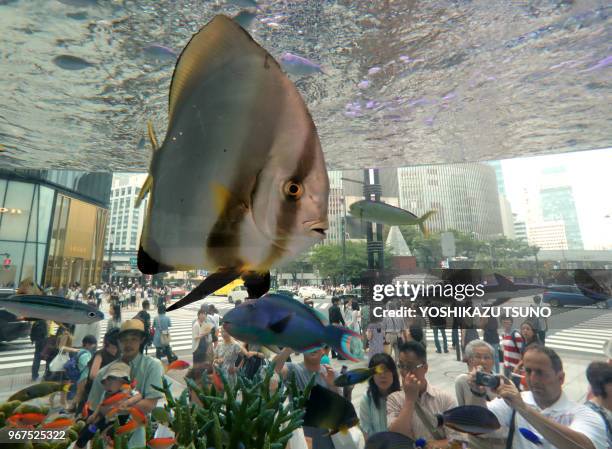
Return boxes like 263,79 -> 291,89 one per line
102,362 -> 131,381
118,319 -> 146,338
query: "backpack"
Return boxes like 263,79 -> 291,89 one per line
30,320 -> 48,342
64,350 -> 87,382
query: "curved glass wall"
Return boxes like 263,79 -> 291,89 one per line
0,180 -> 54,287
0,177 -> 109,289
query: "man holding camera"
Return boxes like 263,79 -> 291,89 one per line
468,344 -> 607,449
455,340 -> 507,449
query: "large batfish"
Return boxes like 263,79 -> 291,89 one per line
135,15 -> 329,311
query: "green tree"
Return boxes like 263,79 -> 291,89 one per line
308,242 -> 393,285
278,253 -> 311,282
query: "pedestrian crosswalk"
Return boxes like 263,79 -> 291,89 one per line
545,312 -> 612,356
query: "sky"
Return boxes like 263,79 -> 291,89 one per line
502,147 -> 612,250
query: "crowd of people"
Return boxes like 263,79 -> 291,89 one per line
21,281 -> 612,448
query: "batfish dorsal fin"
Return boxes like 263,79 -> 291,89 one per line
147,120 -> 159,151
166,15 -> 277,131
134,120 -> 159,208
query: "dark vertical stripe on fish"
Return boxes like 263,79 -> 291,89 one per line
266,120 -> 318,266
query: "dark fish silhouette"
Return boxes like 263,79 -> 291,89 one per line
303,385 -> 359,435
437,405 -> 501,435
365,431 -> 415,449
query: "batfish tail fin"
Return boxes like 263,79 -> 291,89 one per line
167,270 -> 240,312
417,210 -> 436,237
325,325 -> 363,362
134,120 -> 159,209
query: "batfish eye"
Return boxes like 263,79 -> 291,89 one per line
88,312 -> 96,317
283,181 -> 303,200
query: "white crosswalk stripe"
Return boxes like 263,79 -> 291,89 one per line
545,312 -> 612,355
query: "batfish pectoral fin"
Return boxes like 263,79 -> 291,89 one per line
137,245 -> 175,275
167,269 -> 241,312
242,271 -> 270,299
267,314 -> 293,333
211,181 -> 233,215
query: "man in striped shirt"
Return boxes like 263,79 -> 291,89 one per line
501,316 -> 523,378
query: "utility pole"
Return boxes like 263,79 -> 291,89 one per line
341,196 -> 347,285
107,231 -> 115,285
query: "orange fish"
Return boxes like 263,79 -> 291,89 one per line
6,413 -> 46,426
82,402 -> 91,418
42,418 -> 74,430
165,360 -> 190,372
117,420 -> 139,435
129,407 -> 147,425
211,369 -> 223,392
147,437 -> 177,449
120,379 -> 138,391
105,407 -> 123,419
101,392 -> 130,406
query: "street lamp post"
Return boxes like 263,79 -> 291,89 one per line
107,231 -> 115,285
341,196 -> 347,285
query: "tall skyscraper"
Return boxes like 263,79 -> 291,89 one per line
398,163 -> 504,238
513,214 -> 528,242
539,167 -> 583,250
527,221 -> 568,250
488,160 -> 506,196
106,174 -> 148,253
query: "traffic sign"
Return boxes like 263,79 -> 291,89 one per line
130,256 -> 138,268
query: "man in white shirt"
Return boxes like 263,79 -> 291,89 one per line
192,307 -> 212,359
469,343 -> 607,449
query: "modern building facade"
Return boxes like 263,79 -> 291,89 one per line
538,166 -> 583,250
397,163 -> 504,238
488,160 -> 506,196
527,220 -> 568,250
513,215 -> 528,242
540,185 -> 583,250
105,174 -> 148,282
0,169 -> 111,289
499,195 -> 515,239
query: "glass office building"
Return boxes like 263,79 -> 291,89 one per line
0,169 -> 111,289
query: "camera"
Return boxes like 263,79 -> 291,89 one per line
475,371 -> 501,389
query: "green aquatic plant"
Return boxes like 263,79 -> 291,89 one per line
91,365 -> 313,449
